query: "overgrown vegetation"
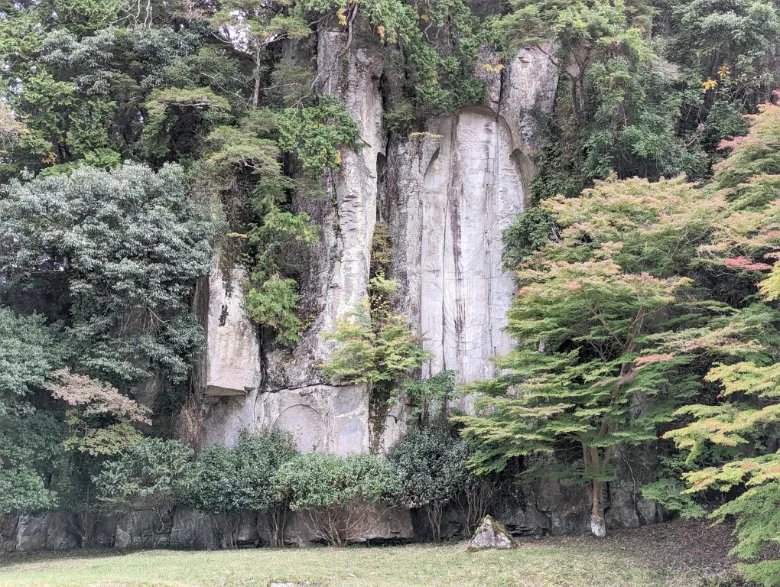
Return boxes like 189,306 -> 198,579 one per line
1,1 -> 779,584
460,102 -> 780,581
322,276 -> 432,401
389,426 -> 476,541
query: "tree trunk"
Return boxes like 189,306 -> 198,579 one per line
590,479 -> 607,538
252,46 -> 261,108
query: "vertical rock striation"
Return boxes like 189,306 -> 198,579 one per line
387,45 -> 558,385
197,30 -> 559,451
416,108 -> 524,382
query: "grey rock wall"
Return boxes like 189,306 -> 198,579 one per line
403,108 -> 525,383
386,46 -> 558,388
203,258 -> 262,398
256,384 -> 369,455
196,29 -> 560,452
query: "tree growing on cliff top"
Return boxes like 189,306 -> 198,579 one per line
454,170 -> 771,537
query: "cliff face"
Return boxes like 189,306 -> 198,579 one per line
189,19 -> 666,542
196,24 -> 558,451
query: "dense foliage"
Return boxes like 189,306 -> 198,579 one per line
277,452 -> 398,546
389,426 -> 474,541
322,276 -> 432,399
173,431 -> 295,547
0,164 -> 213,389
0,1 -> 779,581
461,102 -> 780,581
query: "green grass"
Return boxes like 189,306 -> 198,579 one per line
0,539 -> 729,587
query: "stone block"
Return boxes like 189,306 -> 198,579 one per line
203,258 -> 262,397
170,508 -> 219,550
0,514 -> 17,554
114,507 -> 174,549
14,513 -> 77,552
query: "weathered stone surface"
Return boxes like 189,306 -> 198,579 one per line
493,491 -> 552,537
13,513 -> 78,551
114,507 -> 174,549
468,515 -> 518,551
361,505 -> 415,544
256,384 -> 369,455
200,389 -> 259,449
203,258 -> 262,397
531,478 -> 592,535
0,514 -> 18,553
264,24 -> 386,394
375,399 -> 409,455
418,108 -> 525,383
14,515 -> 48,551
385,47 -> 558,393
606,446 -> 663,529
169,508 -> 219,550
386,108 -> 525,393
500,44 -> 559,155
283,504 -> 413,547
194,253 -> 263,448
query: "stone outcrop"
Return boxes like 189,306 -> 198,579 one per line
282,505 -> 414,547
192,255 -> 262,447
394,108 -> 525,383
195,28 -> 561,452
202,257 -> 263,398
386,45 -> 558,389
468,515 -> 518,551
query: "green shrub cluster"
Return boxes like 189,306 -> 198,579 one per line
2,423 -> 494,549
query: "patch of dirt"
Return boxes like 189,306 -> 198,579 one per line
518,520 -> 741,582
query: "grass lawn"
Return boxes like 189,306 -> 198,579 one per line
0,522 -> 739,587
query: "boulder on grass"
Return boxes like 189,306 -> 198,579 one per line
468,515 -> 518,551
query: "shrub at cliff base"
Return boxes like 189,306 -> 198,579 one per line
277,452 -> 398,546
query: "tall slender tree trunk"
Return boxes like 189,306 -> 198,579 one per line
252,46 -> 261,108
590,478 -> 606,537
584,444 -> 608,537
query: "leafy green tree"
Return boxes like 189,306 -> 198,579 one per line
0,408 -> 65,516
202,108 -> 319,346
95,437 -> 193,544
391,370 -> 456,425
499,0 -> 696,183
0,307 -> 67,515
95,437 -> 194,508
322,276 -> 432,400
0,307 -> 63,415
0,163 -> 213,390
456,175 -> 742,537
210,0 -> 310,108
277,452 -> 398,546
177,443 -> 241,547
389,426 -> 473,541
278,95 -> 361,172
661,101 -> 780,586
229,430 -> 299,546
660,0 -> 779,170
177,430 -> 298,547
44,369 -> 151,457
0,467 -> 58,515
664,0 -> 778,97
